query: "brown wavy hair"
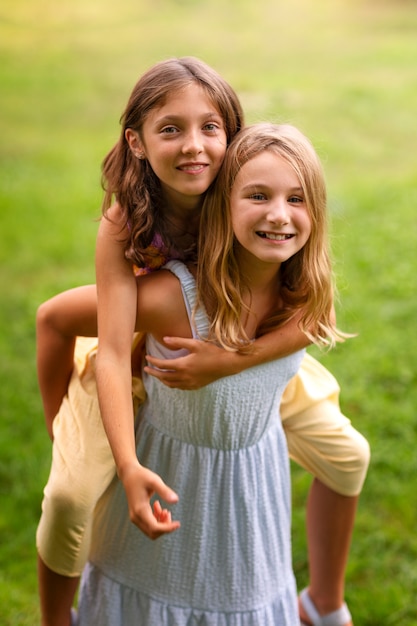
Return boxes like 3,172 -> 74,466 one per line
100,57 -> 244,268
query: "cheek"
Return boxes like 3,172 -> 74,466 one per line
146,150 -> 171,175
301,213 -> 312,237
230,215 -> 250,249
230,213 -> 242,243
302,223 -> 313,250
213,134 -> 228,163
230,199 -> 240,229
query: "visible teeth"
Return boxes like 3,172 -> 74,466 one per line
179,165 -> 204,171
258,232 -> 292,240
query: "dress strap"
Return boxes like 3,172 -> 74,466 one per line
164,260 -> 210,340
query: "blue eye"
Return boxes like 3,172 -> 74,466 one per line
250,193 -> 266,201
288,196 -> 303,203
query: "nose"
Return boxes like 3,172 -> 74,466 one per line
181,128 -> 203,155
267,198 -> 289,224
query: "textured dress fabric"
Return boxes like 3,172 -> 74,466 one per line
76,261 -> 305,626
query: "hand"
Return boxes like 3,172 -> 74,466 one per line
144,336 -> 234,390
121,462 -> 180,539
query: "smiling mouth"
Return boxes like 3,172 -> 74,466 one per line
256,232 -> 294,241
177,163 -> 207,173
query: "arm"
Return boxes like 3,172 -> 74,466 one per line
95,204 -> 183,538
36,285 -> 98,439
144,309 -> 311,389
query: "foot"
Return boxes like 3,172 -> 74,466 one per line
299,588 -> 353,626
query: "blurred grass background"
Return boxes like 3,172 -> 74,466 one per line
1,0 -> 417,623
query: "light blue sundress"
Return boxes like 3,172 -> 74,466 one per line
77,260 -> 304,626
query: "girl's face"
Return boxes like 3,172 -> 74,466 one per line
127,83 -> 227,210
230,150 -> 312,270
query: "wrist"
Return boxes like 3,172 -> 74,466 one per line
117,458 -> 142,483
219,348 -> 248,376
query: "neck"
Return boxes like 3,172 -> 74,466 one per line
237,250 -> 281,296
236,252 -> 282,338
162,193 -> 202,238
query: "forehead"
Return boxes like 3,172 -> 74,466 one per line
233,150 -> 300,187
147,83 -> 221,120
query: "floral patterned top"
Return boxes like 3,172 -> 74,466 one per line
132,233 -> 184,277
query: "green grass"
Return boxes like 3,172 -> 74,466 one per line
1,0 -> 417,623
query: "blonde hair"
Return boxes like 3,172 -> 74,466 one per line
197,122 -> 346,351
100,57 -> 244,267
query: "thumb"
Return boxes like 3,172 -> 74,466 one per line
153,474 -> 179,504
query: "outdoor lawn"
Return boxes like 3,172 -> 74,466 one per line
1,0 -> 416,624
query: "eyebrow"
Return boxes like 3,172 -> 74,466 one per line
240,183 -> 304,193
155,112 -> 223,124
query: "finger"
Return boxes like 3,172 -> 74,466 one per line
131,499 -> 179,536
162,336 -> 199,351
143,365 -> 192,384
145,359 -> 177,379
143,368 -> 194,390
153,501 -> 172,524
143,366 -> 180,384
150,520 -> 180,538
144,366 -> 184,385
153,500 -> 163,520
139,513 -> 180,539
145,354 -> 183,370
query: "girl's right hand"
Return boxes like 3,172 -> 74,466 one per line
144,337 -> 238,389
121,463 -> 180,539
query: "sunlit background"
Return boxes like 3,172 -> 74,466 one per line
1,1 -> 417,623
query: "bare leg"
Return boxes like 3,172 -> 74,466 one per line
38,556 -> 79,626
299,478 -> 357,626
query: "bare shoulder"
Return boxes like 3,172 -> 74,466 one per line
136,269 -> 192,340
104,201 -> 124,222
97,202 -> 127,239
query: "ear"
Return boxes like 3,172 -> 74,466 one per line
125,129 -> 146,159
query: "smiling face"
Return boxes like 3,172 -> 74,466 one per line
230,149 -> 312,270
126,83 -> 228,211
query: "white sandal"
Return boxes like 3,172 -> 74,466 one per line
299,588 -> 352,626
